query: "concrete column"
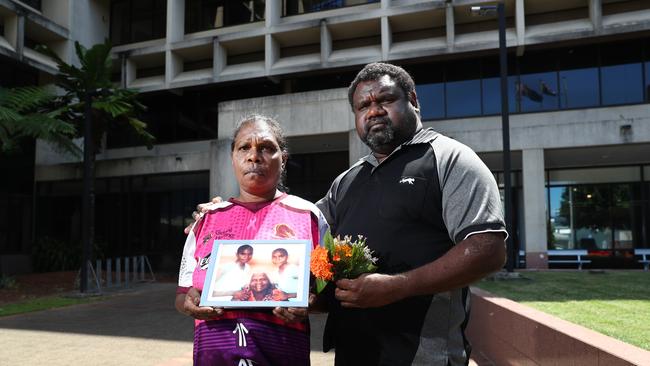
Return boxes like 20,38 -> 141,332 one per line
348,130 -> 369,167
589,0 -> 602,34
213,37 -> 226,81
125,58 -> 137,87
515,0 -> 525,56
380,0 -> 390,10
265,0 -> 281,27
522,148 -> 548,269
380,16 -> 391,61
167,0 -> 185,43
165,50 -> 183,85
320,20 -> 331,67
445,2 -> 454,52
5,13 -> 24,56
265,33 -> 279,72
210,139 -> 239,200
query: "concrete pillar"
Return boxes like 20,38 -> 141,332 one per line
380,0 -> 390,10
522,148 -> 548,269
348,130 -> 370,167
167,0 -> 185,43
125,58 -> 137,87
320,20 -> 331,67
265,0 -> 281,27
381,16 -> 391,61
213,37 -> 226,80
210,139 -> 239,200
589,0 -> 602,34
445,2 -> 454,52
265,33 -> 279,72
515,0 -> 525,56
5,13 -> 24,56
166,50 -> 183,85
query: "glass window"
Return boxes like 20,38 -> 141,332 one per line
548,186 -> 572,249
558,68 -> 600,109
601,63 -> 643,105
110,0 -> 167,45
284,0 -> 379,16
556,46 -> 600,109
445,60 -> 481,118
572,185 -> 612,250
481,56 -> 518,115
416,83 -> 445,120
548,167 -> 641,185
645,61 -> 650,102
601,42 -> 643,105
517,72 -> 559,112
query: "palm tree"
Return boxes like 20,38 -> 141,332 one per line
39,40 -> 154,292
0,86 -> 79,155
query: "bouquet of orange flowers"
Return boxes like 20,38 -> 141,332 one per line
310,230 -> 378,293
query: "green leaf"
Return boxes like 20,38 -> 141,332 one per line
315,278 -> 329,294
323,229 -> 335,253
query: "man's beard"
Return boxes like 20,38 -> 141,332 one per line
362,118 -> 395,151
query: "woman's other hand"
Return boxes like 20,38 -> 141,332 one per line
273,307 -> 308,323
182,287 -> 223,320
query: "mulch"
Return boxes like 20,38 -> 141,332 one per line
0,271 -> 179,305
0,271 -> 77,305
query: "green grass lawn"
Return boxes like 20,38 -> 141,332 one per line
474,271 -> 650,351
0,295 -> 104,317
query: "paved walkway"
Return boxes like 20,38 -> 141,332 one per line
0,282 -> 334,366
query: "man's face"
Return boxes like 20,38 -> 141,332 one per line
237,249 -> 253,264
352,75 -> 420,155
249,273 -> 270,292
272,251 -> 288,266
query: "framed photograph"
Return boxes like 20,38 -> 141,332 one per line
200,239 -> 311,308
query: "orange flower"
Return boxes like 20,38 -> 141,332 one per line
310,246 -> 333,281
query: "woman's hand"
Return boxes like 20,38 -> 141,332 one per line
183,287 -> 223,320
273,307 -> 308,323
271,289 -> 290,301
231,288 -> 250,301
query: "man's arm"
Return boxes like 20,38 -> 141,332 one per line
334,232 -> 505,308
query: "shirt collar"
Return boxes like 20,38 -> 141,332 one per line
359,128 -> 438,168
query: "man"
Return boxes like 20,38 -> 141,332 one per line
316,62 -> 507,366
185,63 -> 506,364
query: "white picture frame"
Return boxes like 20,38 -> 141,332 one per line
200,239 -> 311,308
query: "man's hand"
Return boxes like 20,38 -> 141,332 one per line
273,307 -> 308,323
335,273 -> 406,308
184,197 -> 223,234
182,287 -> 223,320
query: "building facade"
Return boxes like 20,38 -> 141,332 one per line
2,0 -> 650,273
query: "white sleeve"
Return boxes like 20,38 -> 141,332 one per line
177,229 -> 197,288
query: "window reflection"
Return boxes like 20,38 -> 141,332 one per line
446,80 -> 481,117
547,182 -> 641,252
558,68 -> 599,109
185,0 -> 265,33
284,0 -> 379,16
416,84 -> 445,120
481,76 -> 518,115
601,63 -> 643,105
518,72 -> 559,112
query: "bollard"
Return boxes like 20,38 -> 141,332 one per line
125,256 -> 129,287
96,259 -> 102,286
132,256 -> 138,282
140,256 -> 145,281
116,258 -> 121,286
106,258 -> 112,287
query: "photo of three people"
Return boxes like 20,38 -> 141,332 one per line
200,240 -> 310,307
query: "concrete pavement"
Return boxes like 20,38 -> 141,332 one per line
0,282 -> 335,366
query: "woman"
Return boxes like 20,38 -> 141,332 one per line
175,114 -> 329,366
269,247 -> 300,301
232,272 -> 280,302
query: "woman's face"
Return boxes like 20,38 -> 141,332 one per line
272,251 -> 288,267
249,273 -> 271,293
232,121 -> 285,198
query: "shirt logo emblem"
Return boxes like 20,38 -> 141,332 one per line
399,177 -> 415,185
199,253 -> 211,270
274,223 -> 296,238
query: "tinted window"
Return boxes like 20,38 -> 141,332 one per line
446,60 -> 481,118
416,83 -> 445,120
